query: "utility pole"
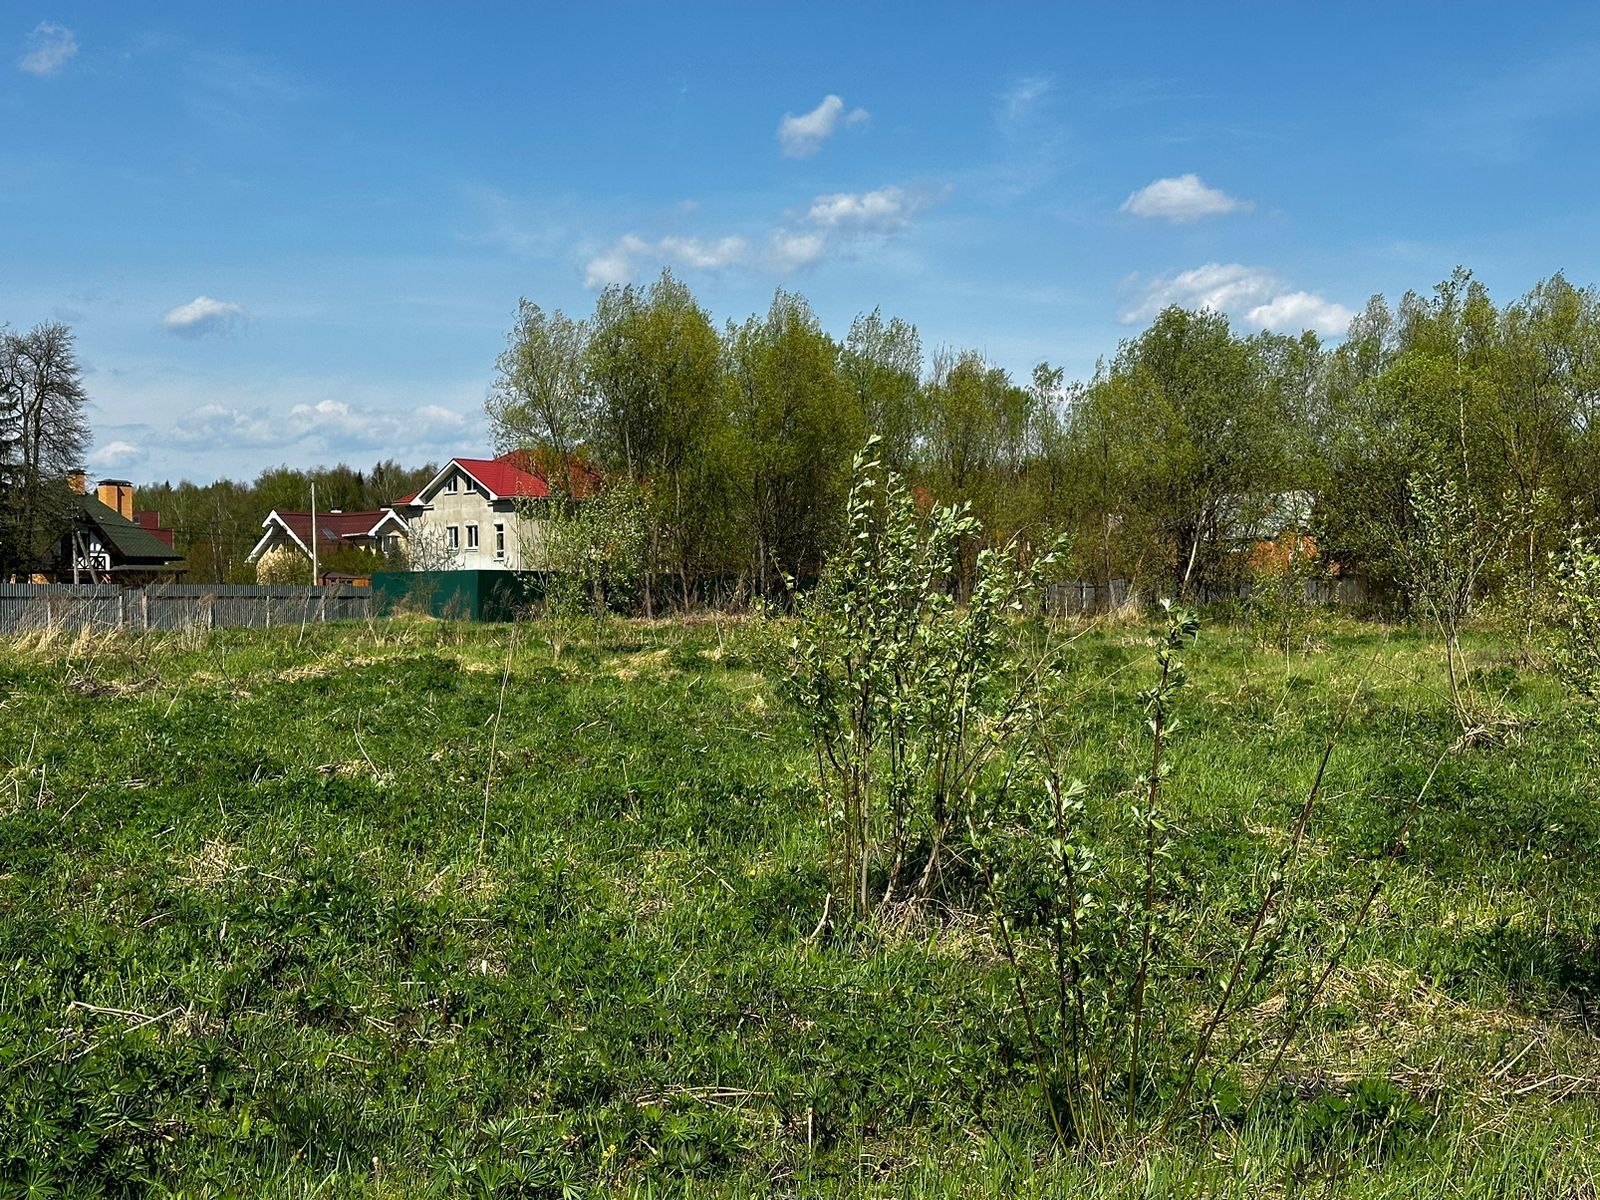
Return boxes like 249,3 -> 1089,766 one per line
310,480 -> 319,586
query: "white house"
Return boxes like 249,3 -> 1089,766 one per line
392,451 -> 599,571
246,508 -> 410,581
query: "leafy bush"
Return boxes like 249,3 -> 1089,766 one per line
1401,473 -> 1510,735
967,606 -> 1454,1149
783,451 -> 1461,1152
1247,534 -> 1325,659
1546,525 -> 1600,719
784,440 -> 1062,919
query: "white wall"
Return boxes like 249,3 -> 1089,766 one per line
404,469 -> 549,570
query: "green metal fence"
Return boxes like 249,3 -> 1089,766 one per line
368,571 -> 544,622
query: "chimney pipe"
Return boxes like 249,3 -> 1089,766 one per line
96,479 -> 135,520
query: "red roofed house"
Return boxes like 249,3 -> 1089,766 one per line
390,450 -> 599,571
246,507 -> 410,582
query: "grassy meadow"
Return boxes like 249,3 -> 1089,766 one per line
1,614 -> 1598,1197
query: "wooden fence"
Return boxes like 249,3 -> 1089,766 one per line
0,582 -> 371,636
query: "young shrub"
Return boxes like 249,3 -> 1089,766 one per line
784,439 -> 1063,921
1545,525 -> 1600,720
531,478 -> 650,657
966,600 -> 1198,1148
1400,472 -> 1511,738
968,604 -> 1447,1151
1247,534 -> 1324,663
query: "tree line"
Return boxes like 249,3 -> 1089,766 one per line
9,264 -> 1600,606
488,267 -> 1600,612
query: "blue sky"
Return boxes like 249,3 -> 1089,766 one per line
5,3 -> 1600,483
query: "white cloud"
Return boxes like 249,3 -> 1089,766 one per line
583,233 -> 748,288
90,440 -> 145,469
287,399 -> 466,449
1245,291 -> 1357,336
170,399 -> 468,453
415,403 -> 465,427
1120,263 -> 1277,323
1120,174 -> 1252,222
84,366 -> 488,482
163,296 -> 249,338
807,186 -> 920,232
1120,262 -> 1353,336
583,241 -> 638,289
656,234 -> 748,269
582,181 -> 940,287
170,404 -> 278,447
768,230 -> 829,270
777,94 -> 869,158
19,22 -> 76,77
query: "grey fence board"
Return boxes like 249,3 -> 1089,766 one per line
1043,580 -> 1130,615
0,582 -> 371,636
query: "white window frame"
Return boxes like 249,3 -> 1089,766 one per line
494,523 -> 506,559
446,524 -> 460,550
465,523 -> 479,551
445,474 -> 459,494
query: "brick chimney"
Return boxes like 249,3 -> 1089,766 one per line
96,479 -> 135,519
68,468 -> 88,495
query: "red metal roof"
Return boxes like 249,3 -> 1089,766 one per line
453,456 -> 554,499
272,509 -> 400,550
403,450 -> 601,505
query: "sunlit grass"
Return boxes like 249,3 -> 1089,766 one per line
1,615 -> 1596,1195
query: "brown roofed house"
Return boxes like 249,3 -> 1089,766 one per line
246,506 -> 409,583
56,477 -> 185,583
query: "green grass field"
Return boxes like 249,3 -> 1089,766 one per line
2,616 -> 1598,1197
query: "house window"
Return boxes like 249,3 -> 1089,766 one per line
494,523 -> 506,558
466,523 -> 479,550
445,474 -> 459,494
447,525 -> 460,550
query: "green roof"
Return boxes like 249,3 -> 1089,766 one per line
76,496 -> 182,563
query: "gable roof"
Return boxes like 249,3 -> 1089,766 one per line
457,456 -> 554,499
247,508 -> 407,561
76,496 -> 184,564
403,450 -> 600,507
